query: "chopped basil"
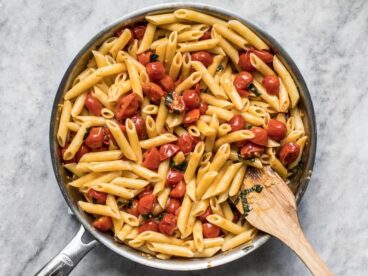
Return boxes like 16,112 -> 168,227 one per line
253,184 -> 263,193
142,213 -> 153,220
234,183 -> 264,217
83,128 -> 90,140
165,91 -> 173,108
150,53 -> 159,62
216,64 -> 224,72
117,199 -> 131,209
156,212 -> 166,221
248,83 -> 260,96
169,159 -> 188,171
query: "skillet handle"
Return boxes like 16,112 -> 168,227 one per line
35,225 -> 98,276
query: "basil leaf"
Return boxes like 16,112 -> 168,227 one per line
150,53 -> 159,62
83,128 -> 90,140
142,213 -> 153,220
169,159 -> 188,171
216,64 -> 224,72
249,83 -> 260,96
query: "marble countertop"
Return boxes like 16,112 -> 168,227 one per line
1,0 -> 367,275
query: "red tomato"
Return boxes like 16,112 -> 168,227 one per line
137,51 -> 152,66
133,24 -> 146,40
158,75 -> 174,92
127,200 -> 139,217
262,75 -> 280,95
115,93 -> 140,120
249,127 -> 268,146
168,92 -> 185,113
183,89 -> 200,110
199,30 -> 211,40
138,184 -> 153,199
102,127 -> 113,146
93,216 -> 112,232
138,220 -> 159,233
60,144 -> 75,163
85,93 -> 102,116
177,133 -> 195,154
267,119 -> 287,141
184,108 -> 200,125
131,114 -> 147,139
159,143 -> 180,161
84,127 -> 104,149
166,198 -> 181,214
137,193 -> 155,215
234,71 -> 254,97
191,51 -> 213,67
202,223 -> 221,238
229,115 -> 246,132
142,82 -> 166,103
87,189 -> 107,204
197,207 -> 212,223
252,49 -> 273,64
142,147 -> 160,170
279,143 -> 301,166
170,181 -> 186,198
240,141 -> 265,159
166,169 -> 184,186
75,144 -> 90,162
238,52 -> 255,72
158,213 -> 177,236
146,61 -> 165,81
199,101 -> 208,115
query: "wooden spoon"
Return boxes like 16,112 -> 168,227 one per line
235,166 -> 332,276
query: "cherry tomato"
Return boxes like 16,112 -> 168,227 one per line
168,92 -> 185,113
177,133 -> 195,154
240,141 -> 265,159
75,144 -> 90,162
198,102 -> 208,115
133,24 -> 146,39
142,147 -> 160,170
60,144 -> 75,163
279,143 -> 301,166
158,74 -> 174,92
184,108 -> 200,125
142,82 -> 166,103
234,71 -> 254,97
131,114 -> 147,139
197,207 -> 212,223
183,89 -> 200,110
137,51 -> 152,66
115,93 -> 140,120
166,169 -> 184,186
127,200 -> 139,217
87,189 -> 107,204
102,127 -> 113,146
93,216 -> 112,232
138,184 -> 153,199
199,30 -> 211,40
267,119 -> 287,141
229,115 -> 246,132
137,193 -> 155,215
166,198 -> 181,214
202,223 -> 221,238
238,51 -> 255,72
158,213 -> 177,236
146,61 -> 165,81
262,75 -> 280,95
249,127 -> 268,146
159,143 -> 180,161
191,51 -> 213,67
84,127 -> 104,149
85,93 -> 102,116
138,220 -> 159,233
170,181 -> 186,198
252,49 -> 273,64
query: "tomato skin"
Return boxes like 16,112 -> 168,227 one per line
267,119 -> 287,141
142,82 -> 166,103
87,189 -> 107,204
115,93 -> 140,120
202,223 -> 221,238
184,108 -> 200,125
234,71 -> 254,97
159,143 -> 180,161
199,101 -> 208,115
84,127 -> 104,149
240,141 -> 265,159
183,89 -> 200,110
133,24 -> 146,39
146,61 -> 165,81
199,30 -> 211,40
166,198 -> 181,214
262,75 -> 280,95
137,51 -> 152,66
85,93 -> 103,116
166,169 -> 184,186
130,114 -> 147,140
250,127 -> 268,146
252,49 -> 273,64
75,144 -> 90,162
93,216 -> 113,232
191,51 -> 213,67
138,220 -> 159,234
279,143 -> 301,166
170,181 -> 186,198
158,213 -> 177,236
137,193 -> 156,215
177,133 -> 195,154
238,52 -> 255,72
127,200 -> 139,217
168,92 -> 185,113
158,75 -> 174,92
142,147 -> 161,170
229,115 -> 246,132
197,207 -> 212,223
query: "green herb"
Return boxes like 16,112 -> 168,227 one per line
253,184 -> 263,193
246,125 -> 253,129
150,53 -> 159,62
156,212 -> 166,221
165,92 -> 173,109
248,83 -> 260,96
234,183 -> 264,217
117,199 -> 131,209
216,64 -> 224,72
169,159 -> 188,171
142,213 -> 153,220
240,191 -> 250,215
83,128 -> 90,140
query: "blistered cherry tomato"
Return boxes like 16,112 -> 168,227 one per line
75,144 -> 90,162
197,207 -> 212,223
159,143 -> 180,161
263,75 -> 280,95
85,94 -> 103,116
234,71 -> 254,97
177,133 -> 195,154
137,193 -> 155,215
137,51 -> 152,66
240,141 -> 265,159
229,115 -> 246,132
142,82 -> 166,103
158,75 -> 174,92
130,114 -> 146,139
199,30 -> 211,40
115,93 -> 140,120
138,220 -> 159,233
184,108 -> 200,125
239,52 -> 255,72
127,200 -> 139,217
84,127 -> 104,149
183,89 -> 200,110
252,49 -> 273,64
93,216 -> 112,232
166,198 -> 181,214
87,188 -> 107,204
146,61 -> 165,81
142,147 -> 160,170
191,51 -> 213,67
166,169 -> 184,186
250,127 -> 268,146
170,181 -> 186,198
203,223 -> 221,238
138,184 -> 153,199
133,24 -> 146,39
279,143 -> 300,166
168,92 -> 185,113
267,119 -> 286,141
102,127 -> 113,146
158,213 -> 177,236
199,102 -> 208,115
60,144 -> 75,163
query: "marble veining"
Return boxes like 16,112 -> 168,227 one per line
0,0 -> 367,275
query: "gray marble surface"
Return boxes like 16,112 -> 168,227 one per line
0,0 -> 367,275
